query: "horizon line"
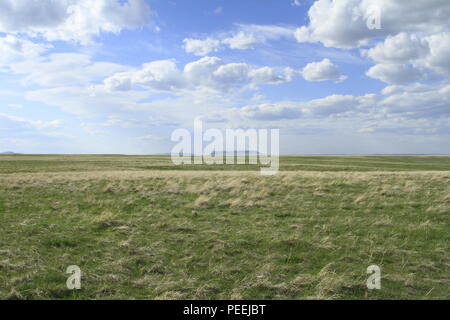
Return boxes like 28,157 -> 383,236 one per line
1,153 -> 450,156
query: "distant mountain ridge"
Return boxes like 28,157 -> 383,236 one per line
0,151 -> 19,155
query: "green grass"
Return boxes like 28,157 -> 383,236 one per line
0,155 -> 449,299
1,154 -> 450,173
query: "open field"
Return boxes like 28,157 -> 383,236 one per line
0,155 -> 449,299
1,154 -> 450,173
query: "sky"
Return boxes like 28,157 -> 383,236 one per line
0,0 -> 449,155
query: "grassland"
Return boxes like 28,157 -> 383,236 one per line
0,155 -> 449,300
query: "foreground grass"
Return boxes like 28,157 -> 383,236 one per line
0,156 -> 449,299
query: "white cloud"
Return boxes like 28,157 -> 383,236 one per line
238,24 -> 295,42
0,0 -> 69,32
104,56 -> 294,94
423,32 -> 450,77
0,113 -> 62,130
363,33 -> 429,64
362,31 -> 450,83
183,38 -> 221,56
294,0 -> 377,49
103,72 -> 134,92
184,24 -> 295,55
249,67 -> 295,85
301,59 -> 347,82
24,84 -> 236,130
181,57 -> 252,92
211,62 -> 250,90
132,60 -> 185,92
380,81 -> 450,118
239,103 -> 302,121
24,72 -> 450,148
0,0 -> 153,44
208,81 -> 450,124
222,25 -> 295,50
11,53 -> 129,87
208,93 -> 378,123
366,63 -> 425,84
222,32 -> 258,50
295,0 -> 450,49
303,93 -> 376,116
0,35 -> 50,67
380,82 -> 438,96
313,2 -> 448,85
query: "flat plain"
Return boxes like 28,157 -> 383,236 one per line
0,155 -> 449,299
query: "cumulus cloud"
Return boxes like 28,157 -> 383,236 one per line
0,0 -> 153,44
363,33 -> 429,63
183,38 -> 221,56
300,59 -> 347,82
249,67 -> 295,85
132,60 -> 185,91
295,0 -> 450,49
421,32 -> 450,77
366,63 -> 426,84
103,56 -> 294,94
222,32 -> 258,50
362,32 -> 450,83
293,1 -> 450,85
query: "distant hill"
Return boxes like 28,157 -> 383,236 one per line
0,151 -> 19,155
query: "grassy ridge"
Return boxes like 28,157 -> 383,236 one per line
0,156 -> 449,299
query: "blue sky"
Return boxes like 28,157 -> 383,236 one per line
0,0 -> 449,154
